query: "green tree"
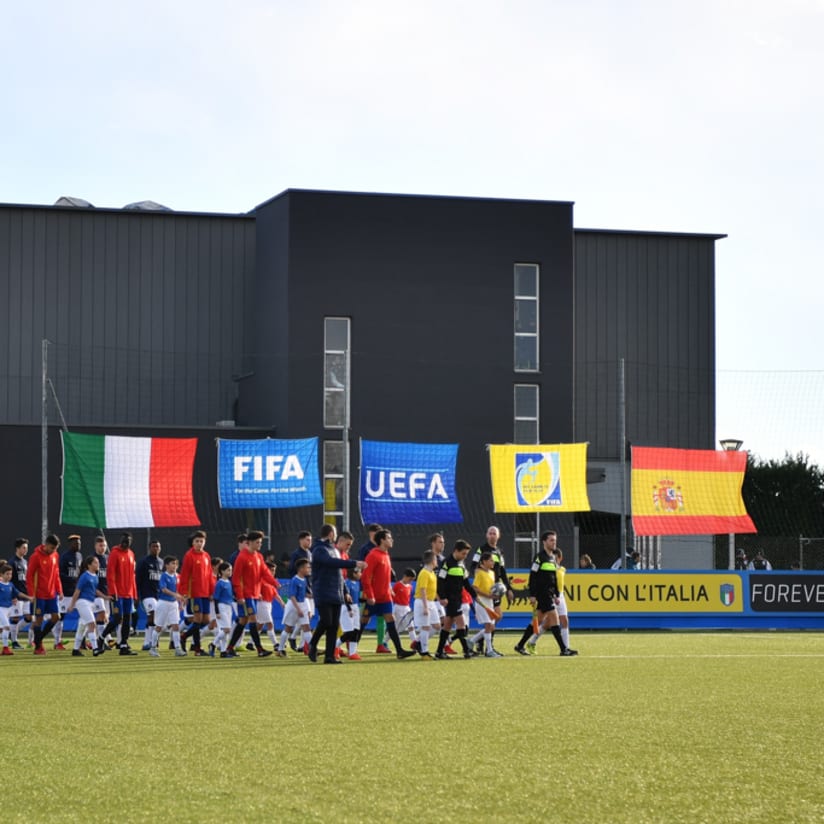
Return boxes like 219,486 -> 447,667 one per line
742,452 -> 824,537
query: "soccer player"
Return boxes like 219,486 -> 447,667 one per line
434,539 -> 476,659
135,539 -> 163,651
286,531 -> 314,651
212,562 -> 234,656
279,558 -> 313,655
224,530 -> 276,658
514,530 -> 577,657
413,549 -> 440,659
337,564 -> 363,660
56,533 -> 83,650
0,563 -> 31,655
101,532 -> 139,655
552,547 -> 573,651
152,556 -> 187,657
470,525 -> 513,654
179,530 -> 213,656
27,533 -> 63,656
392,568 -> 418,650
92,535 -> 111,646
67,556 -> 106,657
361,529 -> 416,660
472,551 -> 503,657
257,561 -> 285,653
9,538 -> 31,649
358,523 -> 389,652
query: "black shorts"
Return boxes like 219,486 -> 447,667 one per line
536,595 -> 556,614
445,599 -> 464,618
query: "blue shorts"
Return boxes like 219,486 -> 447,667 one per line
112,597 -> 135,617
188,596 -> 211,617
239,598 -> 258,619
364,601 -> 393,618
35,597 -> 60,617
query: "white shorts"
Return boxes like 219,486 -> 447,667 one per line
0,606 -> 10,630
474,598 -> 499,626
93,597 -> 109,617
155,600 -> 181,630
209,601 -> 216,621
75,599 -> 96,626
59,595 -> 76,615
461,603 -> 471,625
9,601 -> 31,620
142,597 -> 158,615
436,601 -> 446,619
282,601 -> 308,627
216,603 -> 234,631
305,596 -> 315,619
556,593 -> 568,617
414,599 -> 440,628
256,600 -> 273,626
392,604 -> 412,625
339,603 -> 361,633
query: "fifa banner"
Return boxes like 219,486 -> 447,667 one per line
217,438 -> 323,509
631,446 -> 756,536
488,443 -> 591,513
359,439 -> 462,524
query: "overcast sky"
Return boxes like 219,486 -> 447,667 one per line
3,1 -> 822,462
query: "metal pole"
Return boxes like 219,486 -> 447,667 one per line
619,358 -> 627,569
41,339 -> 49,541
728,532 -> 735,571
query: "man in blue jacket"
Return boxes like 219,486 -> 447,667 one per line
308,524 -> 364,664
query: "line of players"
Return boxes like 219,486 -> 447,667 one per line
0,524 -> 576,659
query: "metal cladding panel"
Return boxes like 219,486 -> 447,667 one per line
574,230 -> 718,460
0,206 -> 256,427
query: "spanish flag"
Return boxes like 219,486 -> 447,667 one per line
488,443 -> 591,513
631,446 -> 756,536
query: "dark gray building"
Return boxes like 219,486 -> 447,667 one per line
0,190 -> 722,566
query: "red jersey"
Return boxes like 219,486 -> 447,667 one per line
232,549 -> 277,600
27,545 -> 62,599
261,579 -> 280,603
362,548 -> 393,602
392,581 -> 412,607
179,548 -> 213,598
108,546 -> 137,598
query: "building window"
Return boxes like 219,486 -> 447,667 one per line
514,263 -> 539,371
514,383 -> 539,444
324,317 -> 350,429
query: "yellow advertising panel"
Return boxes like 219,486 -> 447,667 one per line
501,573 -> 744,614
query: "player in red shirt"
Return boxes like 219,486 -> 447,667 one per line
392,568 -> 419,650
26,533 -> 62,655
178,530 -> 212,656
361,530 -> 416,659
223,530 -> 276,658
101,533 -> 139,655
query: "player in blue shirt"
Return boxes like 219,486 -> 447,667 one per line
0,563 -> 32,655
152,556 -> 187,657
213,562 -> 235,657
278,559 -> 312,656
135,540 -> 163,650
337,565 -> 363,660
67,556 -> 107,657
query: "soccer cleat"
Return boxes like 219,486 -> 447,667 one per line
193,648 -> 208,657
246,642 -> 257,651
525,642 -> 537,655
484,650 -> 503,658
11,641 -> 22,650
560,648 -> 579,657
491,648 -> 504,657
1,647 -> 13,656
411,640 -> 420,651
375,644 -> 392,654
288,638 -> 298,652
208,643 -> 216,658
418,651 -> 433,660
71,649 -> 84,657
348,653 -> 362,661
463,650 -> 477,659
175,648 -> 188,657
93,648 -> 103,657
34,646 -> 46,656
141,643 -> 151,651
339,648 -> 348,658
334,647 -> 341,660
276,649 -> 287,657
54,643 -> 67,651
434,651 -> 452,660
106,638 -> 117,649
397,649 -> 417,659
514,645 -> 530,656
220,650 -> 238,658
444,644 -> 457,655
149,648 -> 161,657
119,646 -> 138,656
474,640 -> 484,655
257,649 -> 274,658
302,642 -> 311,655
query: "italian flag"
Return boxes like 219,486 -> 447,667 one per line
61,432 -> 200,528
631,446 -> 756,536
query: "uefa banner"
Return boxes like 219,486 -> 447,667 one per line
488,443 -> 591,513
217,438 -> 323,509
359,439 -> 462,525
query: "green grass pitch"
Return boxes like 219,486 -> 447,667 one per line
2,631 -> 822,823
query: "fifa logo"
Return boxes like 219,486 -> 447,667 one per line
515,452 -> 562,507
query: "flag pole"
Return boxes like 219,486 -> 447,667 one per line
619,358 -> 627,569
41,339 -> 49,541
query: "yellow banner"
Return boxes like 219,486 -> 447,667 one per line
489,443 -> 591,513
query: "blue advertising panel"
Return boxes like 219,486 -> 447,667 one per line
359,439 -> 462,525
217,438 -> 323,509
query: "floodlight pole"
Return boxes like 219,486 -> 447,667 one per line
41,339 -> 49,541
720,438 -> 744,569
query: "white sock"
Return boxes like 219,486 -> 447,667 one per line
302,630 -> 312,648
279,630 -> 289,650
172,630 -> 181,649
1,629 -> 9,647
561,627 -> 570,647
10,622 -> 18,643
88,630 -> 98,650
484,631 -> 493,652
53,620 -> 63,644
267,628 -> 278,647
348,641 -> 358,655
419,628 -> 429,653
